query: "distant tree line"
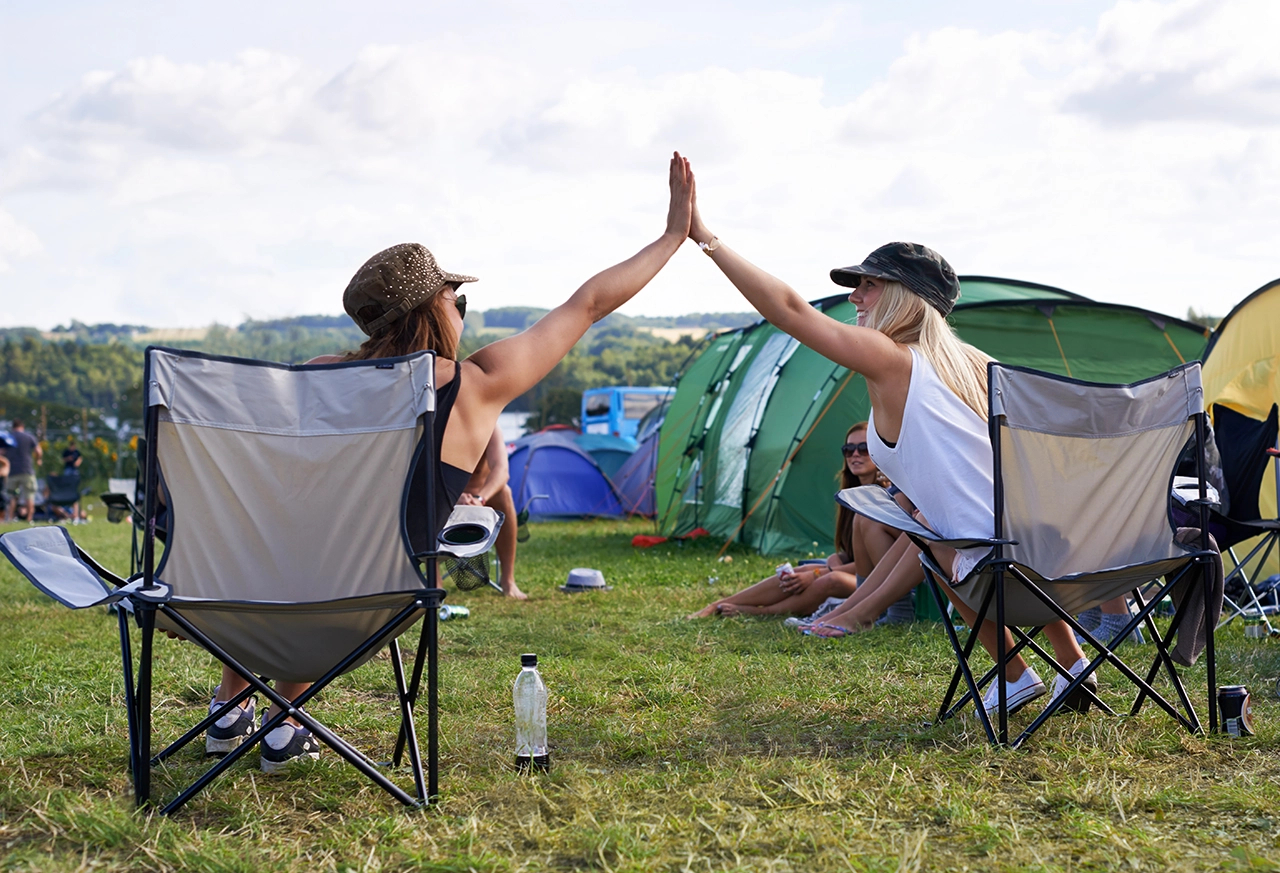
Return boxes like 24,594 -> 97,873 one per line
1,307 -> 752,443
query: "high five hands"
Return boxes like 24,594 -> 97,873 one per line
666,152 -> 694,240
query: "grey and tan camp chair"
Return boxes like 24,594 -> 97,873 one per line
837,361 -> 1220,747
0,346 -> 478,813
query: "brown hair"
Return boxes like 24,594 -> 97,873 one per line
834,421 -> 887,559
344,291 -> 458,362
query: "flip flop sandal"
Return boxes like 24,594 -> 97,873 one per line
802,622 -> 851,638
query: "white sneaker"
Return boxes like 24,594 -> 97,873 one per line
1051,657 -> 1098,713
982,667 -> 1046,716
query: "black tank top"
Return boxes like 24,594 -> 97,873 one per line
407,363 -> 471,557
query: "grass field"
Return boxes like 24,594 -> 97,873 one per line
3,514 -> 1280,872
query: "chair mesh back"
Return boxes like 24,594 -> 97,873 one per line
147,349 -> 436,603
990,363 -> 1203,581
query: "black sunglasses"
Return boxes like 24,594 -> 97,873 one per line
841,441 -> 869,457
453,293 -> 467,320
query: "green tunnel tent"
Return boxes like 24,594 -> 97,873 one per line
654,276 -> 1210,557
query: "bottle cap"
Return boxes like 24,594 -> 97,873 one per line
521,653 -> 538,667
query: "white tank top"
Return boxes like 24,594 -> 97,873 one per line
867,347 -> 993,580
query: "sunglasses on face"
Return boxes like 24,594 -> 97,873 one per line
453,293 -> 467,320
842,441 -> 869,457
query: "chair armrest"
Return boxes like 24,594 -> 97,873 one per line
433,504 -> 505,559
835,487 -> 1010,551
0,526 -> 168,609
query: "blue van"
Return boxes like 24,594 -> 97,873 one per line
580,386 -> 674,442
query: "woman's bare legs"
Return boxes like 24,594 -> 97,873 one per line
717,572 -> 858,616
809,533 -> 922,634
686,575 -> 794,618
852,515 -> 899,579
687,568 -> 856,618
925,534 -> 1085,681
487,484 -> 527,599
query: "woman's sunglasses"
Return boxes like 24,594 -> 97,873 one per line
841,441 -> 869,457
453,293 -> 467,320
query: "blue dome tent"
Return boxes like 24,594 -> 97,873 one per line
507,431 -> 626,520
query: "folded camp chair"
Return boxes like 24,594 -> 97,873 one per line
0,346 -> 485,813
837,361 -> 1220,747
1204,403 -> 1280,631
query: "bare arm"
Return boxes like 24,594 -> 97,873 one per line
686,180 -> 906,384
461,426 -> 510,504
462,154 -> 693,413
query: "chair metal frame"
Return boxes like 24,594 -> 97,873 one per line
837,362 -> 1220,747
2,347 -> 455,814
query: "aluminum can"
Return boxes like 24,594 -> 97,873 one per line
1218,685 -> 1254,736
438,604 -> 470,621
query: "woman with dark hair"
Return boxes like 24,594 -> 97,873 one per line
683,159 -> 1092,716
205,154 -> 696,772
686,422 -> 891,619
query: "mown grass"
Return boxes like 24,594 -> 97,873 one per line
2,514 -> 1280,871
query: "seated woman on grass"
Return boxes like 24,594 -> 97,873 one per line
687,422 -> 897,619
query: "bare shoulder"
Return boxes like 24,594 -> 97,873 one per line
305,354 -> 346,364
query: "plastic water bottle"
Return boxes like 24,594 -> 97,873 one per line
513,653 -> 549,773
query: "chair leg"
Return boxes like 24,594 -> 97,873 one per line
135,606 -> 155,808
995,566 -> 1008,745
1204,556 -> 1218,734
427,604 -> 439,803
155,602 -> 429,814
118,608 -> 139,795
394,622 -> 430,767
1130,585 -> 1201,731
1012,569 -> 1200,734
389,639 -> 427,803
925,570 -> 997,744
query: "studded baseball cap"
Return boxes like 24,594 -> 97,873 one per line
830,242 -> 960,316
343,243 -> 478,336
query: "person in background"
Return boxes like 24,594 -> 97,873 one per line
459,427 -> 526,599
0,444 -> 9,521
4,421 -> 41,523
686,422 -> 891,620
62,436 -> 85,522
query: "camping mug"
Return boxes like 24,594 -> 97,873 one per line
1218,685 -> 1254,737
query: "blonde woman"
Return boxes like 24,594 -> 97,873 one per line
683,164 -> 1093,715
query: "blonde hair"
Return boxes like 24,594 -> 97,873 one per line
862,281 -> 992,420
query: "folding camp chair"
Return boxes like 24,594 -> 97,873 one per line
1204,404 -> 1280,632
100,476 -> 145,575
0,346 -> 486,813
43,472 -> 85,521
837,361 -> 1220,747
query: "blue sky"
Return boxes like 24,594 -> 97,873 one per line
1,0 -> 1275,328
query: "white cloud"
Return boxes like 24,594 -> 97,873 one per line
0,209 -> 43,271
2,0 -> 1279,329
1066,0 -> 1280,126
